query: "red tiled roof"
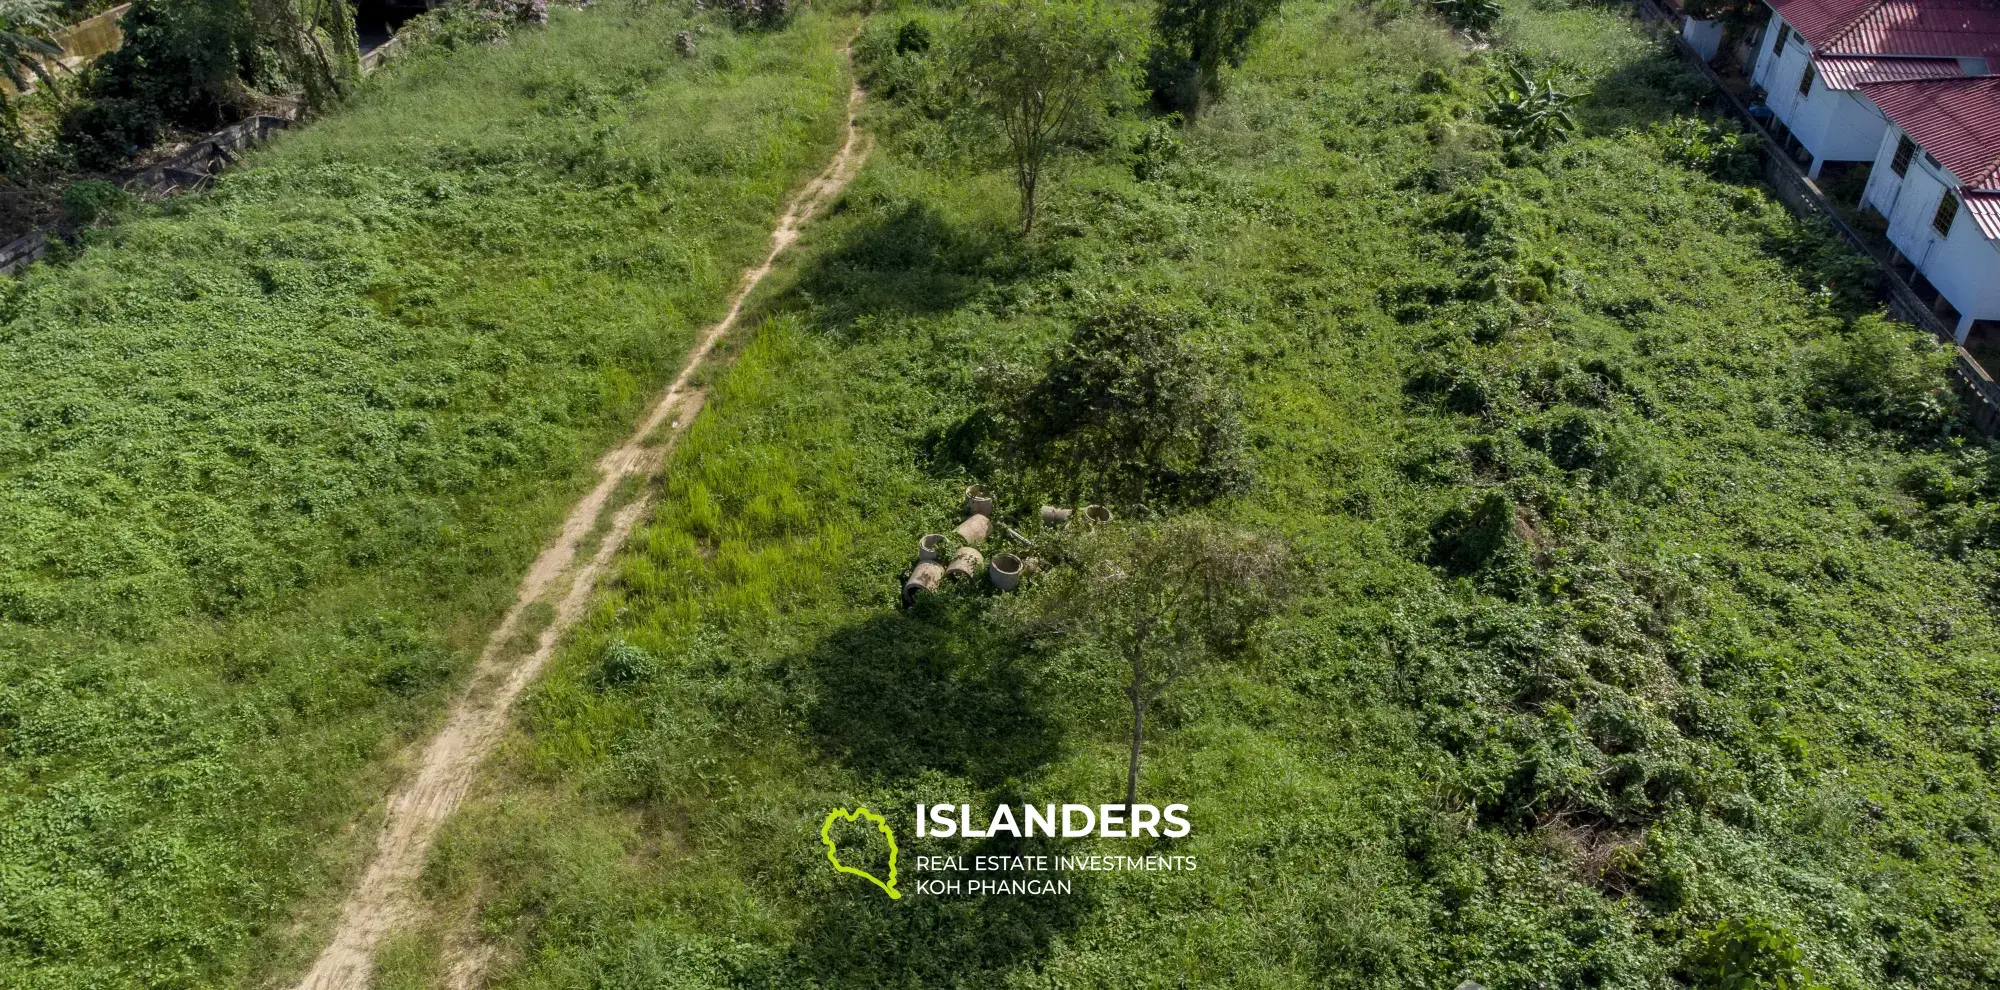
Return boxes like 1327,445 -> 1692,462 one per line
1861,76 -> 2000,188
1770,0 -> 1885,44
1962,190 -> 2000,238
1814,54 -> 1966,88
1771,0 -> 2000,59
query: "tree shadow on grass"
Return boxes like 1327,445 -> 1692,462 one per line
774,827 -> 1100,989
785,194 -> 1040,341
1576,46 -> 1721,134
778,597 -> 1093,986
797,595 -> 1062,790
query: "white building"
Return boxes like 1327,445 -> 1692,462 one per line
1748,0 -> 2000,177
1858,76 -> 2000,340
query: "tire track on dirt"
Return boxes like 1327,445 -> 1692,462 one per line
291,54 -> 870,990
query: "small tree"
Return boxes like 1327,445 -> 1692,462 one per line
1152,0 -> 1281,111
951,0 -> 1139,235
998,301 -> 1252,508
1013,520 -> 1289,808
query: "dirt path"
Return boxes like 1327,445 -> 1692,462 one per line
290,59 -> 870,990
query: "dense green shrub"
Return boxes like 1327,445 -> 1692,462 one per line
57,176 -> 128,223
56,95 -> 161,170
991,302 -> 1253,508
1807,313 -> 1958,434
1151,0 -> 1285,111
1653,116 -> 1761,182
893,17 -> 930,53
724,0 -> 794,31
1486,66 -> 1577,149
79,0 -> 258,132
1684,917 -> 1824,990
1433,0 -> 1502,32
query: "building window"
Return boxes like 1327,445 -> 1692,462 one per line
1892,135 -> 1916,176
1934,192 -> 1960,236
1798,63 -> 1816,96
1774,23 -> 1790,54
1924,151 -> 1942,169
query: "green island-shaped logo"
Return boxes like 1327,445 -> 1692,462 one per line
821,806 -> 901,899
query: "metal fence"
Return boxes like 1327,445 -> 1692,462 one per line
1635,0 -> 2000,433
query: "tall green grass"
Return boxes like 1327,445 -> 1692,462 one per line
433,1 -> 1999,988
0,6 -> 850,987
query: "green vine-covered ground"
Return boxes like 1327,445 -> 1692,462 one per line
419,2 -> 2000,989
0,8 -> 849,988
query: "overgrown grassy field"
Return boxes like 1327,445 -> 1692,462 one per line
0,8 -> 850,987
425,1 -> 2000,988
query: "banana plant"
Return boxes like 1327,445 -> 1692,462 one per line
0,0 -> 63,94
1487,66 -> 1578,151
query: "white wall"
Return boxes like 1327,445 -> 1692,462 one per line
1750,9 -> 1795,93
1925,217 -> 2000,337
1865,126 -> 2000,337
1684,18 -> 1725,61
1752,13 -> 1892,174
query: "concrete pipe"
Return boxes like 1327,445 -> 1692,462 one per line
955,513 -> 991,545
964,484 -> 995,517
1040,505 -> 1072,527
989,552 -> 1023,591
918,533 -> 947,562
902,560 -> 944,605
1081,504 -> 1113,525
945,545 -> 984,582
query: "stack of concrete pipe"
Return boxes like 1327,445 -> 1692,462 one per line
902,485 -> 1069,603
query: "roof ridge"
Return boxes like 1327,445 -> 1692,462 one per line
1976,154 -> 2000,189
1818,0 -> 1891,52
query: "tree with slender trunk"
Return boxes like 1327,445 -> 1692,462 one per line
252,0 -> 360,112
1152,0 -> 1281,114
951,0 -> 1139,235
1007,519 -> 1289,808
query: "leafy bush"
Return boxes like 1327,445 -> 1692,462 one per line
894,18 -> 931,54
1130,115 -> 1185,181
1684,918 -> 1824,990
80,0 -> 256,132
990,302 -> 1253,508
392,0 -> 551,59
1427,490 -> 1529,579
58,177 -> 129,224
1433,0 -> 1502,33
1653,116 -> 1761,182
1486,66 -> 1577,150
722,0 -> 792,31
1807,313 -> 1957,434
596,640 -> 659,687
56,96 -> 162,171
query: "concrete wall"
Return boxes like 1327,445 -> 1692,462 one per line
1683,18 -> 1725,61
0,4 -> 129,96
1865,124 -> 2000,337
